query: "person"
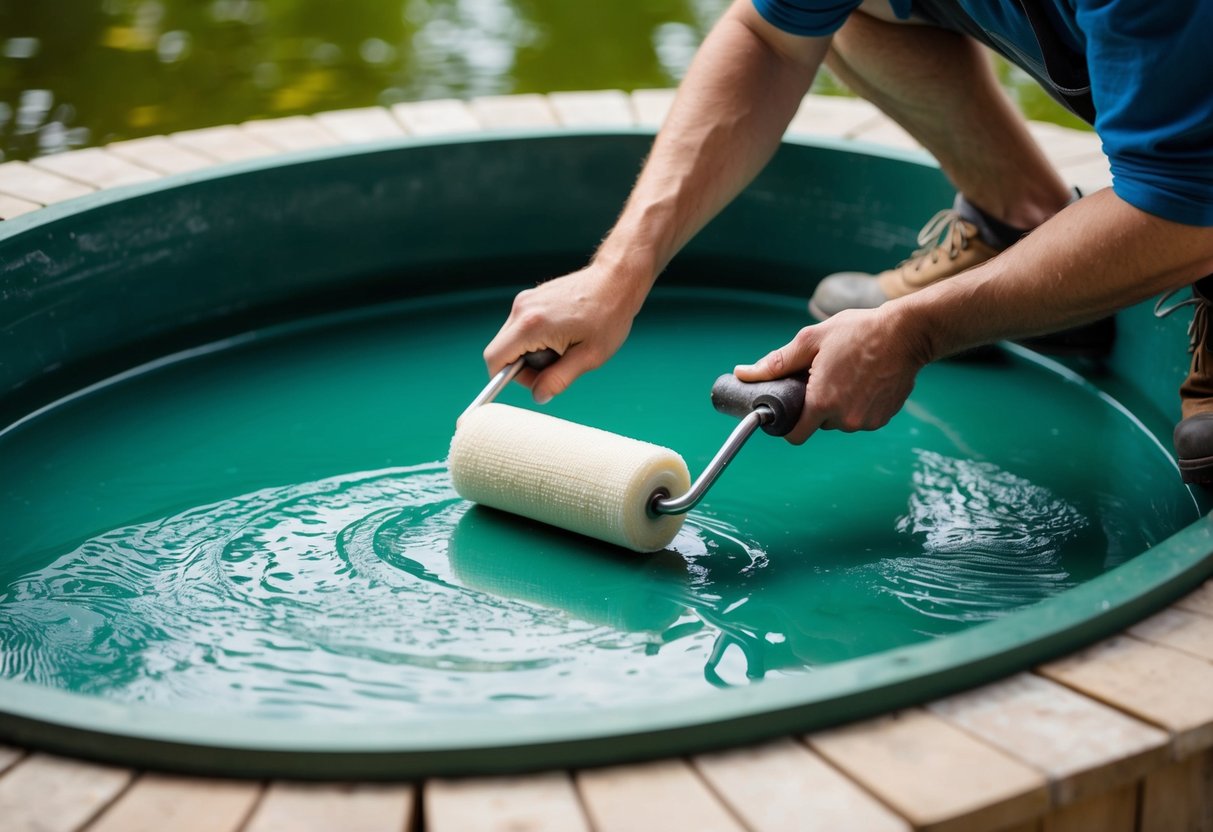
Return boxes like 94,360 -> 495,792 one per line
483,0 -> 1213,480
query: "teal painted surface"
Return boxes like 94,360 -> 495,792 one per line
0,134 -> 1206,776
0,289 -> 1194,720
0,134 -> 950,413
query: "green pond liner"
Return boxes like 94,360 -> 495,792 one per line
0,131 -> 1209,779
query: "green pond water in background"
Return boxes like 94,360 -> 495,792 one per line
0,290 -> 1194,719
0,0 -> 1088,163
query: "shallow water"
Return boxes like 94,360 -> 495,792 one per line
0,289 -> 1194,718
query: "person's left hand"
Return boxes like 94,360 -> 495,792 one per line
733,307 -> 932,444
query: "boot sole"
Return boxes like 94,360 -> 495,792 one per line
1178,455 -> 1213,485
807,299 -> 831,323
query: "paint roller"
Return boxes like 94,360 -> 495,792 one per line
449,349 -> 806,552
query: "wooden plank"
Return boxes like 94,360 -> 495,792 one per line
241,116 -> 340,152
786,94 -> 882,139
576,759 -> 744,832
548,90 -> 635,128
928,673 -> 1168,805
0,753 -> 132,832
1131,607 -> 1213,662
0,193 -> 42,219
0,745 -> 23,774
1041,784 -> 1136,832
85,773 -> 260,832
469,94 -> 558,129
105,136 -> 215,175
426,772 -> 589,832
314,107 -> 407,143
1175,579 -> 1213,619
392,99 -> 482,136
1139,747 -> 1213,832
243,781 -> 413,832
0,160 -> 94,204
694,738 -> 910,832
999,823 -> 1041,832
1040,634 -> 1213,757
631,88 -> 677,129
31,148 -> 160,189
169,126 -> 278,163
1026,122 -> 1103,166
1055,153 -> 1112,194
809,709 -> 1050,832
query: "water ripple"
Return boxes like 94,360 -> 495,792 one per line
0,463 -> 699,718
883,450 -> 1087,621
0,450 -> 1120,715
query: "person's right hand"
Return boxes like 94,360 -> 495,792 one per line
483,264 -> 645,404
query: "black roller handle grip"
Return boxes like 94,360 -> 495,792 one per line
710,372 -> 808,437
523,348 -> 561,371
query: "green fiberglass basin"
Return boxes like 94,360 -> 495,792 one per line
1,132 -> 1210,778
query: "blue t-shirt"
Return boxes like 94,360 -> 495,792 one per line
752,0 -> 1213,227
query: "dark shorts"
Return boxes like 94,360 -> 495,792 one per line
907,0 -> 1095,124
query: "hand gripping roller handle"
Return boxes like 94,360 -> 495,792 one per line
462,348 -> 562,419
465,350 -> 807,517
650,371 -> 807,515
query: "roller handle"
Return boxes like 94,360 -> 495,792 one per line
464,348 -> 564,416
710,372 -> 807,437
522,348 -> 561,371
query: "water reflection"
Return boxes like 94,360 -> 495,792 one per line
0,0 -> 724,161
448,506 -> 690,634
446,447 -> 1105,684
0,0 -> 1080,163
0,448 -> 1108,716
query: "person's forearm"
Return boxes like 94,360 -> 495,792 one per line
893,189 -> 1213,362
593,3 -> 828,306
483,3 -> 828,398
734,188 -> 1213,442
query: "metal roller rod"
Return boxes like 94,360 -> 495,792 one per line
462,349 -> 561,423
461,357 -> 526,422
649,405 -> 774,516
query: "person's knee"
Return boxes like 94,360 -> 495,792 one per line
826,8 -> 918,95
831,6 -> 977,87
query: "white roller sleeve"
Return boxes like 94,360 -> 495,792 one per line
449,403 -> 691,552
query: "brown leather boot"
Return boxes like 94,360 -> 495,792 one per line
808,191 -> 1116,358
1168,276 -> 1213,483
808,194 -> 1005,318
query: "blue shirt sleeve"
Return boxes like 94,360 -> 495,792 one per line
751,0 -> 865,36
1077,0 -> 1213,226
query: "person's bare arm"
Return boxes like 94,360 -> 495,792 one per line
736,188 -> 1213,442
483,0 -> 829,403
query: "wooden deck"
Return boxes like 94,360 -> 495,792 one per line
3,92 -> 1210,832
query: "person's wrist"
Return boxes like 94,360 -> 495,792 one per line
881,297 -> 939,369
588,248 -> 658,314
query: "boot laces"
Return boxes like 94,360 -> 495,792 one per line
1154,288 -> 1207,354
899,209 -> 971,272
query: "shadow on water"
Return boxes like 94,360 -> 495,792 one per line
447,505 -> 690,634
